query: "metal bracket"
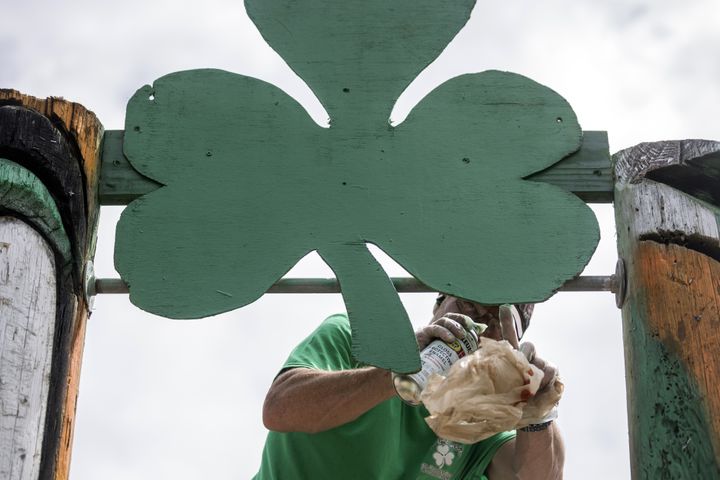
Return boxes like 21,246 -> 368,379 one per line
611,258 -> 627,308
83,260 -> 96,311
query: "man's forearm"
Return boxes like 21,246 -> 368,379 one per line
262,367 -> 396,433
487,423 -> 564,480
513,423 -> 564,480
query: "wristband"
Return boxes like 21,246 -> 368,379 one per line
519,420 -> 553,432
519,406 -> 558,433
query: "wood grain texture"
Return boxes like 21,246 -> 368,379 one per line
50,296 -> 84,480
620,241 -> 720,479
615,140 -> 720,207
116,0 -> 599,371
0,89 -> 104,250
245,0 -> 475,124
97,130 -> 161,205
99,129 -> 612,205
0,91 -> 101,480
0,105 -> 86,284
526,130 -> 612,203
0,217 -> 57,480
614,139 -> 720,479
615,180 -> 720,260
318,242 -> 419,371
630,242 -> 720,477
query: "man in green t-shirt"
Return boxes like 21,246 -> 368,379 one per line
254,296 -> 563,479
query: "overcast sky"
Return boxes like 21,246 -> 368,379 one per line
2,0 -> 719,479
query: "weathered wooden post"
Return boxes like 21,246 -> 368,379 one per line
614,140 -> 720,478
0,90 -> 102,480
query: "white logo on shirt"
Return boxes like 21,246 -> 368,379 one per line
432,443 -> 455,468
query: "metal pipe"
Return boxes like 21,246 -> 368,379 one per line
93,275 -> 617,295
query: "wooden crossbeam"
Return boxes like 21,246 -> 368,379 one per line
99,129 -> 612,205
525,130 -> 612,203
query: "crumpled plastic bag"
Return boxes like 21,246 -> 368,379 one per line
421,337 -> 564,444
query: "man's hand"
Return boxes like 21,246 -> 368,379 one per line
499,305 -> 558,392
519,342 -> 558,393
415,312 -> 473,350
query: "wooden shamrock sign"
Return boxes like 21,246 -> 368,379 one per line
115,0 -> 599,372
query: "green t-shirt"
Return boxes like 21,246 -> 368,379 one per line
254,314 -> 514,480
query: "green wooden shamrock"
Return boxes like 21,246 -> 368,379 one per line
115,0 -> 599,373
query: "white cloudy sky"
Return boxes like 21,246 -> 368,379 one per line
2,0 -> 719,479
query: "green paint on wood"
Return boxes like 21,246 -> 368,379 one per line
0,158 -> 72,270
99,130 -> 162,205
98,129 -> 612,205
625,299 -> 720,479
246,0 -> 474,126
318,242 -> 419,372
115,0 -> 599,371
527,130 -> 612,203
646,143 -> 720,207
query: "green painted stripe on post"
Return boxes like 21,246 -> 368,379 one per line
0,158 -> 72,271
625,299 -> 720,478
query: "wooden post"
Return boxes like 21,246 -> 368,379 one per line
0,90 -> 103,480
614,140 -> 720,479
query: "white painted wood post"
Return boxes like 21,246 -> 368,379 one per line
0,218 -> 57,480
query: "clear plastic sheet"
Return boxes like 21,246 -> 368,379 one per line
421,337 -> 564,444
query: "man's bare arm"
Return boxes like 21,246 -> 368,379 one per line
262,366 -> 395,433
486,424 -> 565,480
262,315 -> 468,434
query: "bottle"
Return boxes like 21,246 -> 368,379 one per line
392,320 -> 486,405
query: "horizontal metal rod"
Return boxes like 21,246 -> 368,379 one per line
93,275 -> 617,295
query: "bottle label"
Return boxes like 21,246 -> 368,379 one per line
410,332 -> 478,390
